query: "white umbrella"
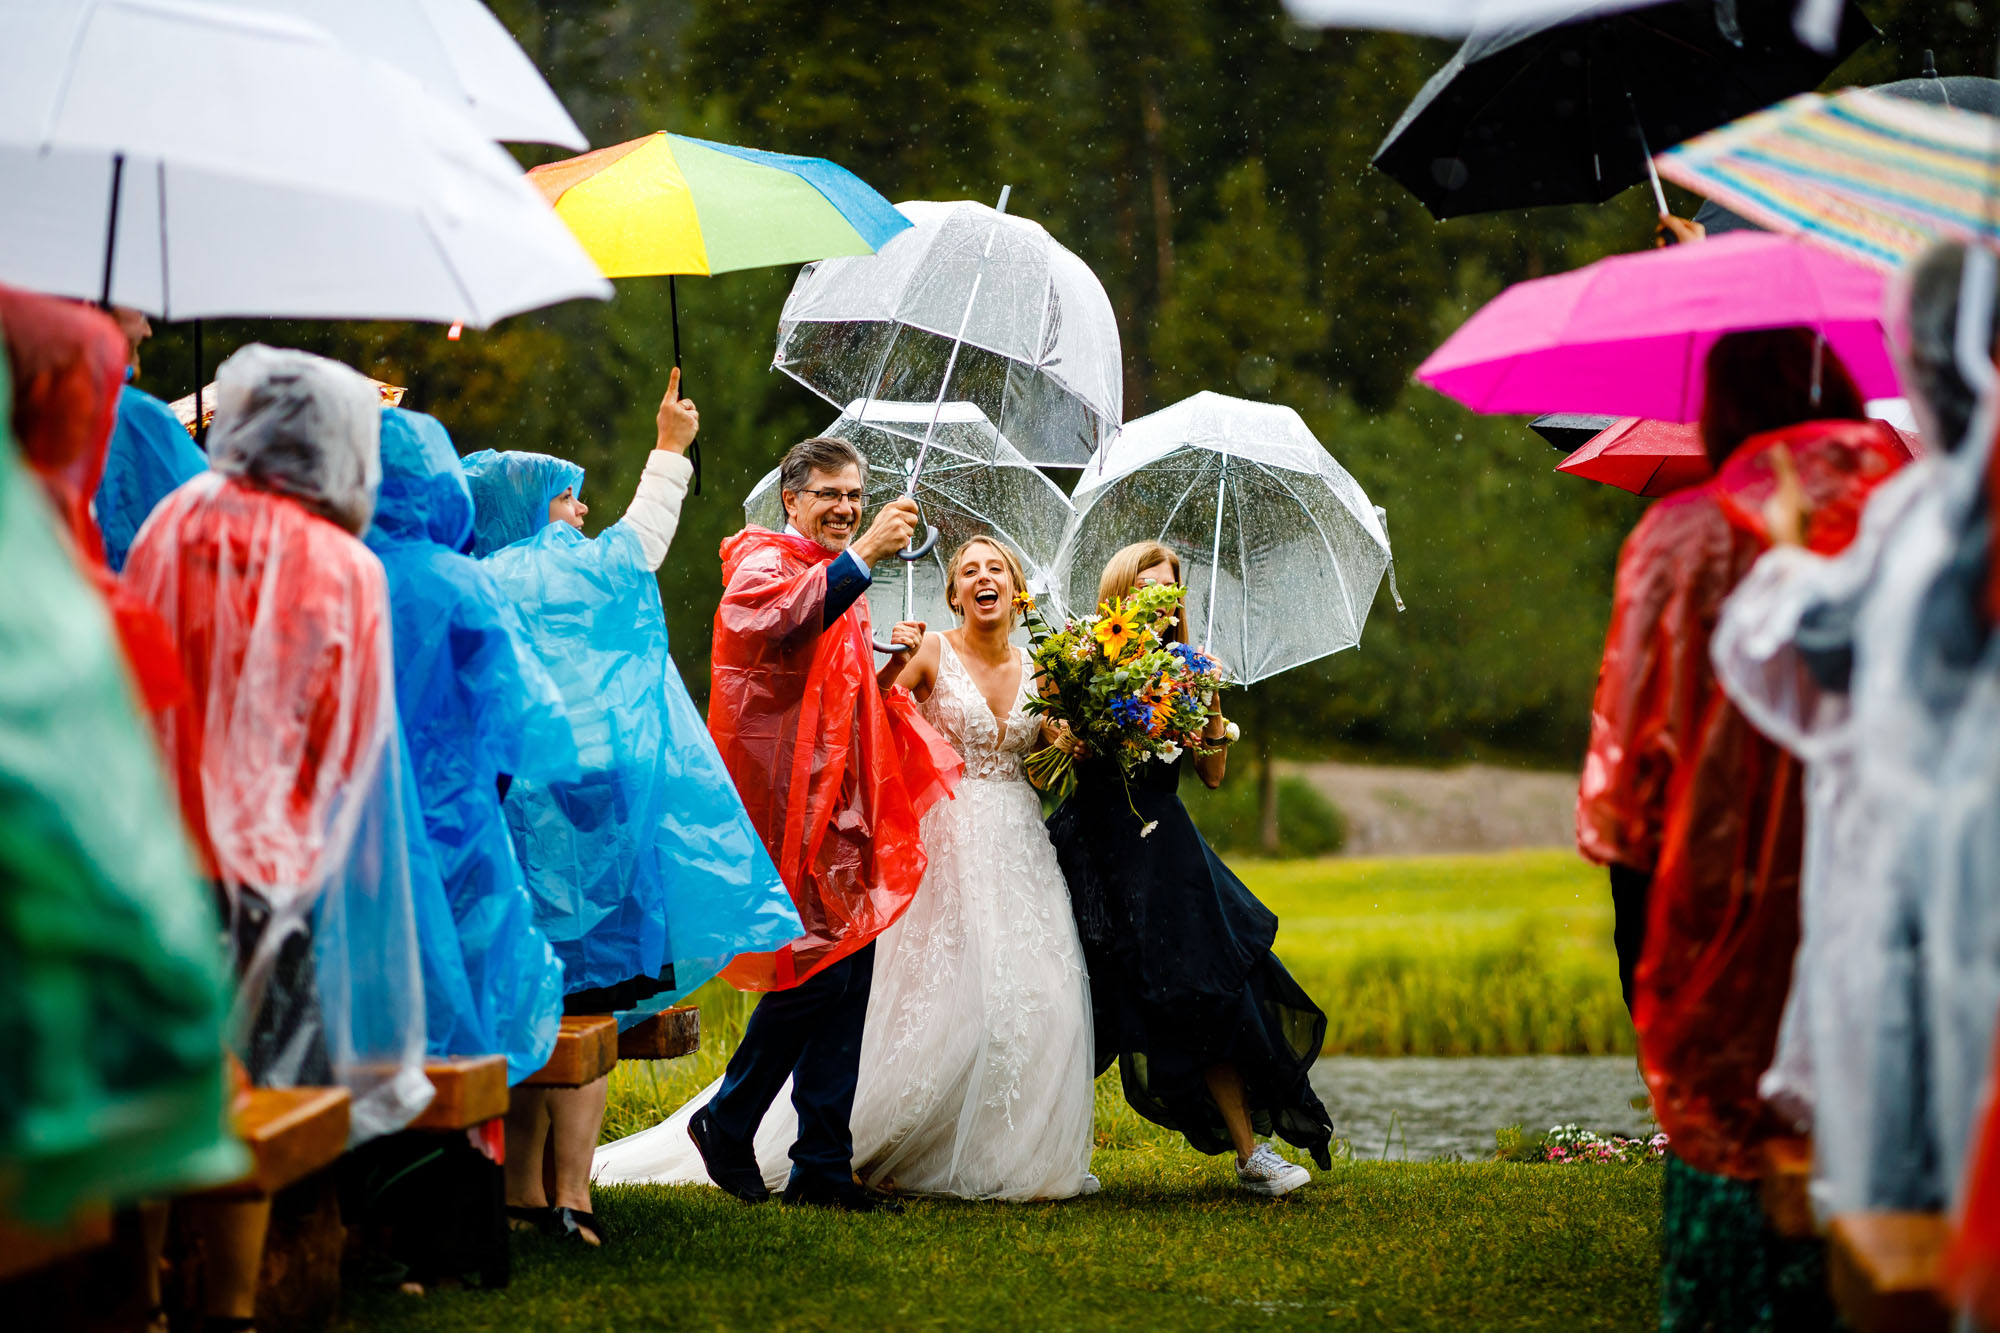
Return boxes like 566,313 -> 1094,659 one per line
1057,392 -> 1400,686
1281,0 -> 1847,53
238,0 -> 586,149
0,0 -> 609,324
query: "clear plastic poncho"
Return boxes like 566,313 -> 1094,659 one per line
96,382 -> 208,573
463,450 -> 800,1010
365,412 -> 570,1081
122,345 -> 432,1142
710,527 -> 960,991
0,312 -> 244,1225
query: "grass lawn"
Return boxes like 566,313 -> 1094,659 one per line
336,851 -> 1657,1332
339,1150 -> 1661,1332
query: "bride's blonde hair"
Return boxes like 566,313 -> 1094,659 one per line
944,535 -> 1029,623
1096,541 -> 1188,645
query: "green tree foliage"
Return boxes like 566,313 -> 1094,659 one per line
131,0 -> 1994,767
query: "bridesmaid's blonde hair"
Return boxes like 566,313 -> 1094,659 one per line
1096,541 -> 1188,645
944,535 -> 1029,623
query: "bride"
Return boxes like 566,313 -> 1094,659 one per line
594,535 -> 1096,1200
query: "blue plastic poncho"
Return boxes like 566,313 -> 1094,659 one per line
461,449 -> 798,1012
95,382 -> 207,572
366,412 -> 571,1082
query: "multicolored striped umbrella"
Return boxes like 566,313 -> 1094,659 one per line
528,131 -> 908,489
1659,88 -> 2000,273
528,131 -> 909,279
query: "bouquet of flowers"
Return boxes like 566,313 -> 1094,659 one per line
1017,583 -> 1233,819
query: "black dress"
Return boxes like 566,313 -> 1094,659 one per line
1047,754 -> 1334,1167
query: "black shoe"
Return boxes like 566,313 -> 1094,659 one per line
552,1207 -> 604,1246
689,1106 -> 770,1204
779,1178 -> 905,1215
505,1204 -> 556,1234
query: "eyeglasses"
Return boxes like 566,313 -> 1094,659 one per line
795,487 -> 865,505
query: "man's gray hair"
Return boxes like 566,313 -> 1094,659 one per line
779,435 -> 867,495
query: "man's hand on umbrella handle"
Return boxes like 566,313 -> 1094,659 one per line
852,496 -> 920,567
656,367 -> 698,455
1762,445 -> 1808,548
1654,215 -> 1706,248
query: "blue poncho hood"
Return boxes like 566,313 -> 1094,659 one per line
461,449 -> 583,557
372,408 -> 474,550
96,383 -> 207,572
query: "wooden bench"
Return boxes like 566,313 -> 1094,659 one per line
1828,1212 -> 1951,1333
1760,1135 -> 1817,1239
200,1087 -> 351,1200
410,1055 -> 510,1132
522,1015 -> 618,1088
617,1005 -> 701,1061
0,1206 -> 113,1283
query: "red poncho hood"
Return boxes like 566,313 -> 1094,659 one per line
0,284 -> 186,716
1579,418 -> 1905,1177
709,526 -> 959,990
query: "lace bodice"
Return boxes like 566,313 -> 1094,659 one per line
920,638 -> 1039,782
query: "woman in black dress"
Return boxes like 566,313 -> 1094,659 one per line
1046,541 -> 1334,1195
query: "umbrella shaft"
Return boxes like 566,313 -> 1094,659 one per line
100,153 -> 125,309
1203,464 -> 1226,652
907,202 -> 1010,495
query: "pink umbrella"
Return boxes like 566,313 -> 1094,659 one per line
1557,413 -> 1922,498
1416,233 -> 1901,422
1556,418 -> 1712,497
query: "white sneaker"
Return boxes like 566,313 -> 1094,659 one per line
1078,1173 -> 1102,1196
1235,1145 -> 1311,1197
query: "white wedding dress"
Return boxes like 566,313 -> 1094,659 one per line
594,637 -> 1096,1199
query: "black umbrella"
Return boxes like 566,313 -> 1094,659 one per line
1529,412 -> 1618,452
1373,0 -> 1874,220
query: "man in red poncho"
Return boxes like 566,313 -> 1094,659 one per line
694,435 -> 959,1213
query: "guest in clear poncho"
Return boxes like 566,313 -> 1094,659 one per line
1578,327 -> 1909,1331
121,344 -> 433,1144
1712,241 -> 2000,1229
462,371 -> 798,1247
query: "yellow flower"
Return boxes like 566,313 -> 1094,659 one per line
1012,590 -> 1037,613
1093,606 -> 1139,661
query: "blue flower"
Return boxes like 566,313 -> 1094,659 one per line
1108,693 -> 1153,728
1167,641 -> 1216,673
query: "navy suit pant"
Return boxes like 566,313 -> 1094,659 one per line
704,942 -> 875,1187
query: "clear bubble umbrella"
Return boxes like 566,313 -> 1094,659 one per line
771,195 -> 1123,474
744,399 -> 1074,650
1056,391 -> 1402,685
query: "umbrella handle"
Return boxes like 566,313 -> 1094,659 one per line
873,634 -> 913,654
899,524 -> 940,561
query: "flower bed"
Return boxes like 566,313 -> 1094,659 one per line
1494,1122 -> 1668,1165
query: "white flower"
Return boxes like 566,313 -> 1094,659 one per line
1155,741 -> 1183,764
1224,721 -> 1241,744
1139,820 -> 1160,839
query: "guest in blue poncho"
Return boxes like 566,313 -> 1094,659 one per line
364,407 -> 574,1084
94,307 -> 206,571
465,370 -> 799,1247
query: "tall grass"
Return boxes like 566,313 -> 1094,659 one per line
603,850 -> 1631,1142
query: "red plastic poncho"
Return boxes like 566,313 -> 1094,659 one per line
710,528 -> 959,991
0,284 -> 186,715
1947,1021 -> 2000,1326
123,472 -> 389,890
1583,419 -> 1905,1178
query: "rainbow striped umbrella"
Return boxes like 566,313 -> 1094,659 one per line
529,131 -> 908,488
1659,88 -> 2000,273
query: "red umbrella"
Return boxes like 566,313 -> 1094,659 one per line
1556,416 -> 1921,497
1556,417 -> 1713,497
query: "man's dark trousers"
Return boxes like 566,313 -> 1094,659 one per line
704,942 -> 876,1186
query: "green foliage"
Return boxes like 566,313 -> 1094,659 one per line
128,0 -> 1995,766
1183,774 -> 1347,858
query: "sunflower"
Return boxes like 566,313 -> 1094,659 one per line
1093,606 -> 1139,660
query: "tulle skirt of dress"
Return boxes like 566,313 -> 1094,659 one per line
593,772 -> 1096,1200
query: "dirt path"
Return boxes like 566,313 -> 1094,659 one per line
1283,760 -> 1580,857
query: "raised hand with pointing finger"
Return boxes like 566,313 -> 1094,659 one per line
656,366 -> 698,455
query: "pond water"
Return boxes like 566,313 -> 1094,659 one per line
1309,1055 -> 1652,1162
